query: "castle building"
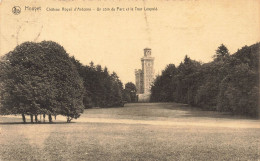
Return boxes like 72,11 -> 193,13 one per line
135,48 -> 155,94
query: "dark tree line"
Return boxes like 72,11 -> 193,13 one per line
151,43 -> 259,117
0,41 -> 126,123
70,57 -> 125,108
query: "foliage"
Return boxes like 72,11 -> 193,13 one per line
0,41 -> 85,122
213,44 -> 230,61
151,43 -> 259,117
151,64 -> 177,102
70,58 -> 124,108
123,82 -> 137,102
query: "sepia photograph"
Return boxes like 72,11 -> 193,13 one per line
0,0 -> 259,160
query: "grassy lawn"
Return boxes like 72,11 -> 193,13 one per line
0,103 -> 259,161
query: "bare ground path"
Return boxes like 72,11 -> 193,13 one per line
0,103 -> 260,161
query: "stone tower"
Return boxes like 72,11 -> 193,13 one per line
135,48 -> 154,94
141,48 -> 154,93
135,69 -> 143,94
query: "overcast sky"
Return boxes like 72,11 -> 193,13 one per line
1,0 -> 259,85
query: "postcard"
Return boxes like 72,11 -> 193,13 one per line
0,0 -> 259,160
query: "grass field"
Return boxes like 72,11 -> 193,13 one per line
0,103 -> 260,161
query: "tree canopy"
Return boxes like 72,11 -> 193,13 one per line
213,44 -> 230,61
0,41 -> 136,123
123,82 -> 137,103
151,43 -> 259,117
0,41 -> 85,122
70,57 -> 125,108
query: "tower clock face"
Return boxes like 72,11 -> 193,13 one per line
145,50 -> 150,56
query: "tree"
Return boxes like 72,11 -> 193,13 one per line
151,64 -> 177,102
174,56 -> 201,104
123,89 -> 131,103
216,43 -> 259,116
0,41 -> 85,123
109,72 -> 124,106
70,57 -> 125,108
124,82 -> 137,102
213,44 -> 230,61
150,42 -> 259,117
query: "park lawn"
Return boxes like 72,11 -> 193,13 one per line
0,103 -> 259,161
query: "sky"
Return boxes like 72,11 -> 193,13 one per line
0,0 -> 259,85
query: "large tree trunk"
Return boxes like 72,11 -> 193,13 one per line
30,114 -> 34,123
22,114 -> 26,123
67,116 -> 72,123
48,114 -> 52,123
35,115 -> 38,123
43,114 -> 45,122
